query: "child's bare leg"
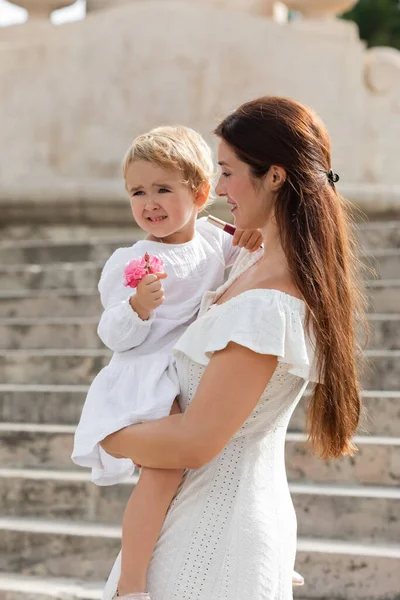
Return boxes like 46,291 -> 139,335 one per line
118,466 -> 183,594
118,399 -> 183,595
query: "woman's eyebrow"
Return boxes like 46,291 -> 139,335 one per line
218,161 -> 229,167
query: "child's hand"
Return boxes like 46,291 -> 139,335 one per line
129,272 -> 167,320
232,229 -> 263,252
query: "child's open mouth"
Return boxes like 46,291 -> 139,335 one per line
147,216 -> 167,223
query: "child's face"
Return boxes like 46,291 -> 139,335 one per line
125,160 -> 200,243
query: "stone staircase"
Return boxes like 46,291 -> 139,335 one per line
0,219 -> 399,600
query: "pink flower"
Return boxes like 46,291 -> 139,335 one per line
146,254 -> 164,274
124,257 -> 147,288
123,253 -> 164,288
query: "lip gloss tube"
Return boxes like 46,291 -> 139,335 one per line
207,215 -> 236,236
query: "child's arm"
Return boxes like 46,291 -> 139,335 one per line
97,249 -> 165,353
222,228 -> 263,267
199,216 -> 262,269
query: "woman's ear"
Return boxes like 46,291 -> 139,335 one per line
269,166 -> 286,192
194,182 -> 211,209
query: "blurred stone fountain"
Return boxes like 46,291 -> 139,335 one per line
0,0 -> 399,213
8,0 -> 76,18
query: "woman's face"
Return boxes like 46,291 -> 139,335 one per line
215,140 -> 273,231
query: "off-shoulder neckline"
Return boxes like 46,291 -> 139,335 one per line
209,288 -> 306,314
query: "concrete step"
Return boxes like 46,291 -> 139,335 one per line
291,390 -> 400,437
0,318 -> 103,350
361,248 -> 400,280
292,482 -> 400,543
0,517 -> 120,581
367,279 -> 400,313
0,223 -> 137,243
0,221 -> 398,264
366,313 -> 400,349
0,468 -> 398,543
0,263 -> 102,292
356,220 -> 400,251
0,290 -> 100,319
0,573 -> 103,600
1,349 -> 398,390
294,538 -> 400,600
0,517 -> 399,598
0,385 -> 87,426
1,281 -> 399,318
0,238 -> 139,266
1,218 -> 398,246
0,425 -> 398,486
1,314 -> 398,350
3,386 -> 399,437
285,432 -> 400,487
1,248 -> 399,292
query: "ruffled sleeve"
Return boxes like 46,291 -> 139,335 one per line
173,289 -> 320,383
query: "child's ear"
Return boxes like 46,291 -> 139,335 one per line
194,182 -> 211,209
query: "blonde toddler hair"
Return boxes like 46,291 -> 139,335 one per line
122,126 -> 215,209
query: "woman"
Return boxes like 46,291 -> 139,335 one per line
102,96 -> 366,600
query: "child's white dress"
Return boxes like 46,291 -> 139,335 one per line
71,217 -> 240,485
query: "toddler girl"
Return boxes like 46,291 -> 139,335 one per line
72,126 -> 263,599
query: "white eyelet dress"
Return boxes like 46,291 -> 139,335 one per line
103,249 -> 320,600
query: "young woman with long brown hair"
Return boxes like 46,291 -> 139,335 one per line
101,96 -> 366,600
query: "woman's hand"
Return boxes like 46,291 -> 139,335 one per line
232,229 -> 263,252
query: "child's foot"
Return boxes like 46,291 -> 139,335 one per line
292,570 -> 305,586
113,593 -> 151,600
113,592 -> 151,600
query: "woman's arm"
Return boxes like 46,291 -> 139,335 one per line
101,342 -> 278,469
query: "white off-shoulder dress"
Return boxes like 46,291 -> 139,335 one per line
72,217 -> 240,486
103,249 -> 319,600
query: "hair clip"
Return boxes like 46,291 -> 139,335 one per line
327,169 -> 340,185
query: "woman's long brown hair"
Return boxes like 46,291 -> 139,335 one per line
215,97 -> 368,459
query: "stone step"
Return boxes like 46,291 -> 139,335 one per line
361,248 -> 400,280
294,538 -> 400,600
356,220 -> 400,251
1,218 -> 398,247
2,385 -> 399,437
1,349 -> 398,390
286,432 -> 400,487
0,318 -> 103,350
0,517 -> 399,599
0,290 -> 100,319
0,468 -> 398,543
1,314 -> 398,351
1,281 -> 399,318
0,238 -> 140,266
291,390 -> 400,437
0,425 -> 398,486
1,248 -> 399,292
0,221 -> 398,264
0,573 -> 103,600
0,263 -> 102,292
367,279 -> 400,313
0,517 -> 120,581
0,385 -> 87,426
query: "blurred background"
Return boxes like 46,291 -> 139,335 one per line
0,1 -> 399,600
